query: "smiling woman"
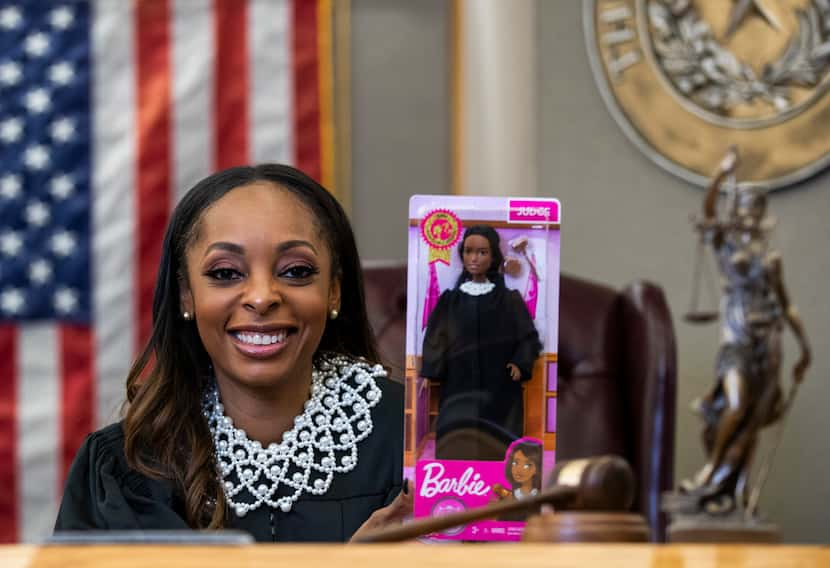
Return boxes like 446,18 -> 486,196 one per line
53,165 -> 411,542
180,184 -> 338,416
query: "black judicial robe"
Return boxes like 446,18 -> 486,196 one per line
421,285 -> 541,459
54,378 -> 403,542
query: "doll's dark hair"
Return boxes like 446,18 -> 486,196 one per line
123,164 -> 378,529
505,440 -> 543,490
455,224 -> 505,288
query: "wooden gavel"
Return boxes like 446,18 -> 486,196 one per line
355,455 -> 649,543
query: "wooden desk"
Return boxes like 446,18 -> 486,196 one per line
2,544 -> 829,568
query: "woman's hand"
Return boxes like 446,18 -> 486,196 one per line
349,480 -> 413,542
507,363 -> 521,381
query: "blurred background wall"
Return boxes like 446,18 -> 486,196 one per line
351,0 -> 450,258
350,0 -> 830,544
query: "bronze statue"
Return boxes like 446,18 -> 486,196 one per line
667,147 -> 811,531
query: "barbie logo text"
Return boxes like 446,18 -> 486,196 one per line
508,199 -> 560,223
419,463 -> 491,498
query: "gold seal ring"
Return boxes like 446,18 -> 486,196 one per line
584,0 -> 830,190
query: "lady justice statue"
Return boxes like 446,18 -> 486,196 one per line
665,147 -> 812,541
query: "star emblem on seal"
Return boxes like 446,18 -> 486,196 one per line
726,0 -> 784,36
584,0 -> 830,189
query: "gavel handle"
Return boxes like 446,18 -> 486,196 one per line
353,485 -> 577,543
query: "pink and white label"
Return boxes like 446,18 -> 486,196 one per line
508,199 -> 560,223
414,459 -> 521,541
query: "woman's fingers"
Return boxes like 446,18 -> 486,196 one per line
349,481 -> 413,542
377,480 -> 413,524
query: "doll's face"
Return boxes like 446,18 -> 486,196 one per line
511,450 -> 537,485
462,234 -> 492,278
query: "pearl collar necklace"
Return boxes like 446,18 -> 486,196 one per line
203,353 -> 385,518
460,279 -> 495,296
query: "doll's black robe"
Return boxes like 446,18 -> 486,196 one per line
421,285 -> 541,460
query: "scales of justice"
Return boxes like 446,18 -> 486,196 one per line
663,146 -> 812,543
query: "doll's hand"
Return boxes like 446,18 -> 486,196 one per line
503,256 -> 523,277
492,483 -> 512,500
349,480 -> 413,543
507,363 -> 521,381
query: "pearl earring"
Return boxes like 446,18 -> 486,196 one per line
330,309 -> 339,320
183,311 -> 193,321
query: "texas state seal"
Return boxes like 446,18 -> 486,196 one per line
584,0 -> 830,189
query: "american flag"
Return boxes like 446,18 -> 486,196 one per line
0,0 -> 336,543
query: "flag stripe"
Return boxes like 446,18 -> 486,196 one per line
92,0 -> 137,427
19,325 -> 60,543
135,0 -> 173,350
0,326 -> 18,542
214,0 -> 250,170
172,0 -> 214,203
1,0 -> 334,544
249,0 -> 293,165
59,325 -> 94,485
316,0 -> 335,189
292,0 -> 322,181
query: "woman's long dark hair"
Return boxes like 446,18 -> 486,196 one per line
505,440 -> 543,491
123,164 -> 378,528
454,224 -> 505,289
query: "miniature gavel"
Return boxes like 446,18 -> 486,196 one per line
354,455 -> 635,543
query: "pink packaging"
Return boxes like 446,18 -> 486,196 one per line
404,195 -> 561,541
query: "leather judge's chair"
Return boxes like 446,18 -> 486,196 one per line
361,262 -> 677,542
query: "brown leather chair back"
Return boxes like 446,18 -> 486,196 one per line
362,263 -> 676,541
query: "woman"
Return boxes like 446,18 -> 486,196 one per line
55,164 -> 410,541
681,149 -> 811,513
421,225 -> 541,461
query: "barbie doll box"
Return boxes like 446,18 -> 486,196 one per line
403,195 -> 561,542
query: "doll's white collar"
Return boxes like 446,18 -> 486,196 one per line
459,279 -> 495,296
